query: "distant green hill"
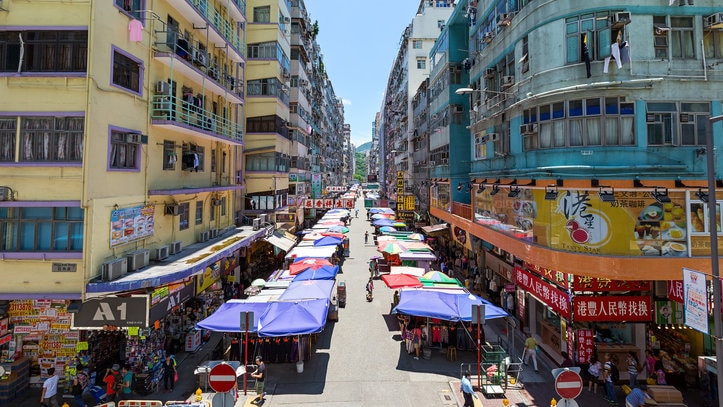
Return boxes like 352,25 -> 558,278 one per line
356,141 -> 372,152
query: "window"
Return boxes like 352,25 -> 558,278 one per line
0,30 -> 88,73
0,118 -> 17,162
247,41 -> 278,59
114,0 -> 143,20
182,144 -> 204,171
703,20 -> 723,59
416,57 -> 426,69
220,197 -> 227,216
0,206 -> 84,251
565,12 -> 620,64
521,36 -> 529,73
17,116 -> 84,162
671,17 -> 695,59
653,16 -> 669,59
253,6 -> 271,23
412,40 -> 423,49
647,101 -> 709,146
109,129 -> 139,170
111,47 -> 143,94
195,201 -> 203,225
179,202 -> 190,230
163,140 -> 176,170
211,150 -> 216,172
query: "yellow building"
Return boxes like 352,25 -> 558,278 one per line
0,0 -> 263,356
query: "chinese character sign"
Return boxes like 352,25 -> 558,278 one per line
515,266 -> 571,319
577,329 -> 594,364
683,267 -> 708,334
574,295 -> 652,322
572,276 -> 650,292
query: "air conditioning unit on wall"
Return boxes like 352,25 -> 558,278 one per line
169,241 -> 182,255
126,249 -> 150,271
101,258 -> 128,281
153,246 -> 169,261
198,231 -> 209,243
155,81 -> 170,94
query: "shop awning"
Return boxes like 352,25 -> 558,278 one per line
422,223 -> 449,235
265,233 -> 297,252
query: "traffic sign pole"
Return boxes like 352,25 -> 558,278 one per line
244,312 -> 249,395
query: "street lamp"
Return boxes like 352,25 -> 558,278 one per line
455,87 -> 514,96
705,114 -> 723,400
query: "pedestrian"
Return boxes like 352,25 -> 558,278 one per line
523,332 -> 539,373
161,355 -> 176,393
250,356 -> 266,404
626,351 -> 639,388
364,231 -> 369,244
603,353 -> 619,404
40,367 -> 60,407
561,351 -> 574,368
587,357 -> 603,393
355,209 -> 359,218
412,325 -> 422,360
103,364 -> 122,403
72,365 -> 90,407
120,365 -> 133,400
460,372 -> 478,407
645,349 -> 655,381
625,387 -> 646,407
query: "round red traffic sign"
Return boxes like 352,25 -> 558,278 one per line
555,369 -> 583,399
208,363 -> 237,393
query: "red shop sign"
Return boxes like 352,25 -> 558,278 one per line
668,280 -> 684,304
515,266 -> 571,319
524,262 -> 570,289
576,329 -> 594,364
572,276 -> 651,292
574,295 -> 652,322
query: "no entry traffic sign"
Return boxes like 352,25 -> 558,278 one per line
208,363 -> 237,393
555,369 -> 583,399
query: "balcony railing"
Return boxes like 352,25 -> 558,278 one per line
187,0 -> 244,58
151,94 -> 243,143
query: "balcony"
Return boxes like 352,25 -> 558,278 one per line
166,0 -> 245,62
151,94 -> 244,144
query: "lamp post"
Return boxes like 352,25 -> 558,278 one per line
707,114 -> 723,400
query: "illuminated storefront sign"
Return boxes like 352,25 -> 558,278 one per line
573,295 -> 652,322
515,266 -> 571,319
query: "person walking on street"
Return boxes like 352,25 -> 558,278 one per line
161,355 -> 176,393
364,231 -> 369,244
626,351 -> 639,388
460,372 -> 478,407
251,356 -> 266,404
603,353 -> 619,405
40,367 -> 60,407
523,333 -> 539,373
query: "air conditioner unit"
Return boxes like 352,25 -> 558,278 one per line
501,76 -> 514,87
165,204 -> 180,216
125,133 -> 142,144
705,13 -> 723,29
126,249 -> 150,271
610,11 -> 631,27
209,228 -> 218,239
153,246 -> 169,261
0,187 -> 10,201
209,67 -> 219,80
198,231 -> 209,243
252,218 -> 261,231
193,49 -> 207,66
489,133 -> 499,142
261,214 -> 270,224
101,258 -> 128,281
155,81 -> 170,95
169,241 -> 182,255
484,68 -> 496,79
520,124 -> 529,134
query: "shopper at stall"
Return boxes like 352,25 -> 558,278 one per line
251,356 -> 266,405
645,349 -> 656,381
412,325 -> 423,360
103,364 -> 122,403
160,355 -> 176,393
603,353 -> 619,404
587,357 -> 603,393
120,365 -> 133,400
523,333 -> 539,373
626,351 -> 640,388
72,365 -> 90,407
40,367 -> 60,407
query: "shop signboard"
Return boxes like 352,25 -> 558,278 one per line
515,266 -> 571,319
525,262 -> 570,289
150,280 -> 196,323
571,277 -> 650,292
196,262 -> 221,295
573,295 -> 652,322
668,280 -> 684,304
655,300 -> 684,325
311,173 -> 322,198
110,204 -> 155,247
577,329 -> 594,364
682,267 -> 708,334
72,296 -> 148,328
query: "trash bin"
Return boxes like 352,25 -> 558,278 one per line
296,361 -> 304,373
337,281 -> 346,308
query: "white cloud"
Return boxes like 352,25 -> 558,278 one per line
342,98 -> 352,105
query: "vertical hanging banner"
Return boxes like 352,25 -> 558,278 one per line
682,267 -> 708,334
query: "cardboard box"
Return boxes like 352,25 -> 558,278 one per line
647,385 -> 683,404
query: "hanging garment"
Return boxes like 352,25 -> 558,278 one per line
193,153 -> 199,171
619,41 -> 630,64
603,42 -> 622,73
128,19 -> 143,42
583,45 -> 592,78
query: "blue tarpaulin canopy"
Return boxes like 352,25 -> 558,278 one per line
392,289 -> 508,322
291,265 -> 339,281
313,236 -> 343,246
257,298 -> 329,336
278,280 -> 335,300
195,301 -> 268,332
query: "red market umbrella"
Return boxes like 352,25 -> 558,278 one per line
320,231 -> 345,239
288,258 -> 334,275
381,274 -> 424,289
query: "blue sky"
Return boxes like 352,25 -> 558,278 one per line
306,0 -> 422,147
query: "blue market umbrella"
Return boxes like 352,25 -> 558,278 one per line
379,226 -> 397,233
372,219 -> 395,227
313,236 -> 343,247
